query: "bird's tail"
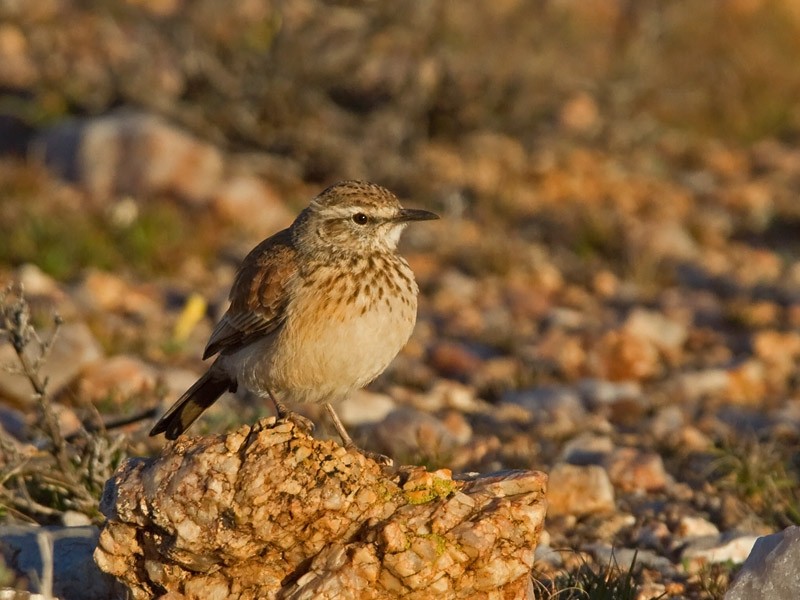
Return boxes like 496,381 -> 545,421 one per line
149,369 -> 237,440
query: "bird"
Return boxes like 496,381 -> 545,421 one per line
149,180 -> 439,465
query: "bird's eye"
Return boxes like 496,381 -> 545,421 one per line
352,213 -> 369,225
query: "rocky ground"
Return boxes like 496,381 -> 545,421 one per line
1,1 -> 800,598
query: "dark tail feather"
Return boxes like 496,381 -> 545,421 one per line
149,371 -> 236,440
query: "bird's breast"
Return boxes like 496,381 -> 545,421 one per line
264,256 -> 418,400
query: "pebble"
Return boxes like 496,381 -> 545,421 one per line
74,270 -> 161,319
590,329 -> 662,381
0,525 -> 121,600
338,390 -> 397,426
681,532 -> 761,573
211,175 -> 293,236
0,322 -> 103,407
33,112 -> 224,204
371,408 -> 470,460
624,308 -> 689,353
73,355 -> 158,407
546,463 -> 615,517
503,385 -> 586,432
559,433 -> 614,466
676,516 -> 720,540
603,447 -> 670,493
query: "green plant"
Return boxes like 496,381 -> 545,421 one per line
535,550 -> 648,600
710,435 -> 800,528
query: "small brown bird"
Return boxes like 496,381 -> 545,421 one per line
150,180 -> 438,464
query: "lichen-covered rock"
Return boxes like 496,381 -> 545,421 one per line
94,418 -> 547,599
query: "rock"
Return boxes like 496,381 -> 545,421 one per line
677,516 -> 720,540
74,269 -> 161,319
726,526 -> 800,600
15,264 -> 64,301
546,463 -> 615,517
725,359 -> 768,406
603,447 -> 670,493
534,544 -> 563,568
0,24 -> 37,88
337,389 -> 397,426
675,369 -> 730,401
578,378 -> 646,426
0,525 -> 123,600
211,175 -> 293,236
503,386 -> 586,433
0,322 -> 103,407
73,355 -> 158,406
624,309 -> 688,354
589,329 -> 662,381
33,112 -> 224,204
0,405 -> 28,441
94,418 -> 548,599
559,433 -> 614,466
578,378 -> 642,408
682,532 -> 761,573
371,407 -> 471,461
559,92 -> 600,134
414,380 -> 487,414
428,340 -> 483,379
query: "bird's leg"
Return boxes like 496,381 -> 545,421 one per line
324,402 -> 393,467
267,388 -> 314,434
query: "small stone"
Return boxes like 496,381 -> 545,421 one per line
676,516 -> 719,540
0,322 -> 103,406
603,447 -> 670,493
211,175 -> 293,236
547,463 -> 615,517
504,386 -> 586,433
624,309 -> 688,354
338,390 -> 397,426
74,355 -> 158,407
590,329 -> 662,381
725,360 -> 768,406
534,543 -> 563,568
0,525 -> 122,600
415,380 -> 486,413
428,341 -> 483,379
675,369 -> 730,401
75,270 -> 162,318
682,532 -> 761,573
559,92 -> 600,134
560,433 -> 614,466
34,112 -> 224,204
0,24 -> 37,87
371,408 -> 467,461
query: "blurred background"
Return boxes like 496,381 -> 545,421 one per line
1,0 -> 800,596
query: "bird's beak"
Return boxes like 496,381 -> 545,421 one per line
396,208 -> 440,222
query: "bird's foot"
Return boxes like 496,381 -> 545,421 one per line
346,442 -> 393,467
279,410 -> 315,435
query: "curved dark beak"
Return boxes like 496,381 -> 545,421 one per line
397,208 -> 439,222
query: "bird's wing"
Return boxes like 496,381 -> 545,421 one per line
203,228 -> 298,359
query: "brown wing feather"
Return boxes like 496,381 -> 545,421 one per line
203,227 -> 297,359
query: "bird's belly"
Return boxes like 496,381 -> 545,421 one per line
235,293 -> 416,402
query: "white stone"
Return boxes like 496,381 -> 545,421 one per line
682,533 -> 760,573
338,389 -> 396,426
